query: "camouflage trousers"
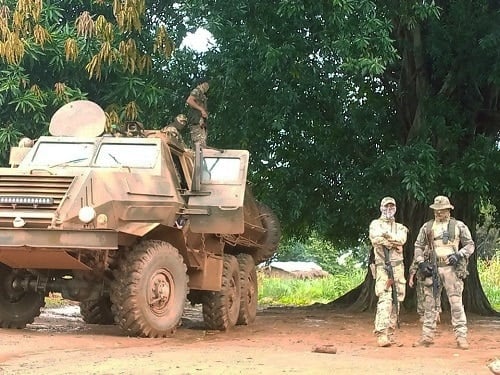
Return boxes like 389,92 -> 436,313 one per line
374,263 -> 406,335
420,265 -> 467,340
416,277 -> 441,318
190,124 -> 207,147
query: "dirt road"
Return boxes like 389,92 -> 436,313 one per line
0,303 -> 498,375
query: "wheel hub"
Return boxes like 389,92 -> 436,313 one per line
147,270 -> 173,314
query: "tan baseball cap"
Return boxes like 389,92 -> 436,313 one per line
380,197 -> 396,206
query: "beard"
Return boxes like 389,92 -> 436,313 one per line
434,210 -> 451,222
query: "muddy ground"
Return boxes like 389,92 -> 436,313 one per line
0,302 -> 498,375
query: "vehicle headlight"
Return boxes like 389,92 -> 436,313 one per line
13,217 -> 26,228
78,206 -> 96,223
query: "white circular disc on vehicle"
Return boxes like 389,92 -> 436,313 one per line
49,100 -> 106,137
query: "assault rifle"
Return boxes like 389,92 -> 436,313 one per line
383,246 -> 399,328
426,230 -> 441,311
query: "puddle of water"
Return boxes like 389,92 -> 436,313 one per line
41,305 -> 82,320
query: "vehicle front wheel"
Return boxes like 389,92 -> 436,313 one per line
0,265 -> 45,329
110,240 -> 188,338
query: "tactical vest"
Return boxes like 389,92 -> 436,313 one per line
425,218 -> 456,241
425,218 -> 469,279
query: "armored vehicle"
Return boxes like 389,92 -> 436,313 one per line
0,100 -> 280,337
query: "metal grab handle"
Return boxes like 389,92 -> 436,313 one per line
218,206 -> 239,211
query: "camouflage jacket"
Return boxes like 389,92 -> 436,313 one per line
413,218 -> 474,263
369,217 -> 408,265
186,86 -> 208,125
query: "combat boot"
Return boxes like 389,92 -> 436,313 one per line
377,334 -> 391,347
456,337 -> 469,350
412,337 -> 433,347
387,329 -> 403,347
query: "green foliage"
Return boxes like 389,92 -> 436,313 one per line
258,270 -> 365,307
275,233 -> 366,274
476,201 -> 500,259
177,0 -> 500,255
478,257 -> 500,311
0,1 -> 197,165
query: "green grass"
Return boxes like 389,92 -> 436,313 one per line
258,268 -> 365,306
258,259 -> 500,311
478,257 -> 500,311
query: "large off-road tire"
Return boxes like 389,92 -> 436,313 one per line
236,253 -> 258,325
80,296 -> 115,325
254,202 -> 281,264
202,254 -> 241,330
0,265 -> 45,329
110,240 -> 188,338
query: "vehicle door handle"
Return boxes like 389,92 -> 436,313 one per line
218,206 -> 239,211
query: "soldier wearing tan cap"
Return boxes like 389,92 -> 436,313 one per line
412,195 -> 475,350
369,197 -> 408,347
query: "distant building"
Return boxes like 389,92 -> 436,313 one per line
259,261 -> 330,279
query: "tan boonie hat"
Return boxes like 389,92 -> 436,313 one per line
429,195 -> 454,210
380,197 -> 396,206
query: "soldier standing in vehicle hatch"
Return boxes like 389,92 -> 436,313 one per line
186,78 -> 209,147
412,195 -> 474,350
162,114 -> 188,148
369,197 -> 408,347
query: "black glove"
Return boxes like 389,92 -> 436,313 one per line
418,261 -> 434,277
447,253 -> 462,266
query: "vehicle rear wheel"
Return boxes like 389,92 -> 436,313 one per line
0,264 -> 45,329
80,296 -> 115,325
236,253 -> 257,325
254,202 -> 281,264
110,240 -> 188,338
202,254 -> 241,330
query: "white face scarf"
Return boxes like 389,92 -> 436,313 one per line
380,205 -> 396,220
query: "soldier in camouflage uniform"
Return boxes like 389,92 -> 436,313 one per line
369,197 -> 408,347
161,114 -> 188,148
186,78 -> 209,147
412,196 -> 474,350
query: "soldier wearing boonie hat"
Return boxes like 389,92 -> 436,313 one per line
369,197 -> 408,347
412,195 -> 475,350
162,114 -> 188,147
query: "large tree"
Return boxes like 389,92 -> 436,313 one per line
0,0 -> 197,164
181,0 -> 499,314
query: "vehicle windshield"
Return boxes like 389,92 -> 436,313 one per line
95,143 -> 159,168
30,142 -> 95,167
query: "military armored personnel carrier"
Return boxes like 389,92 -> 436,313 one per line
0,100 -> 280,337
